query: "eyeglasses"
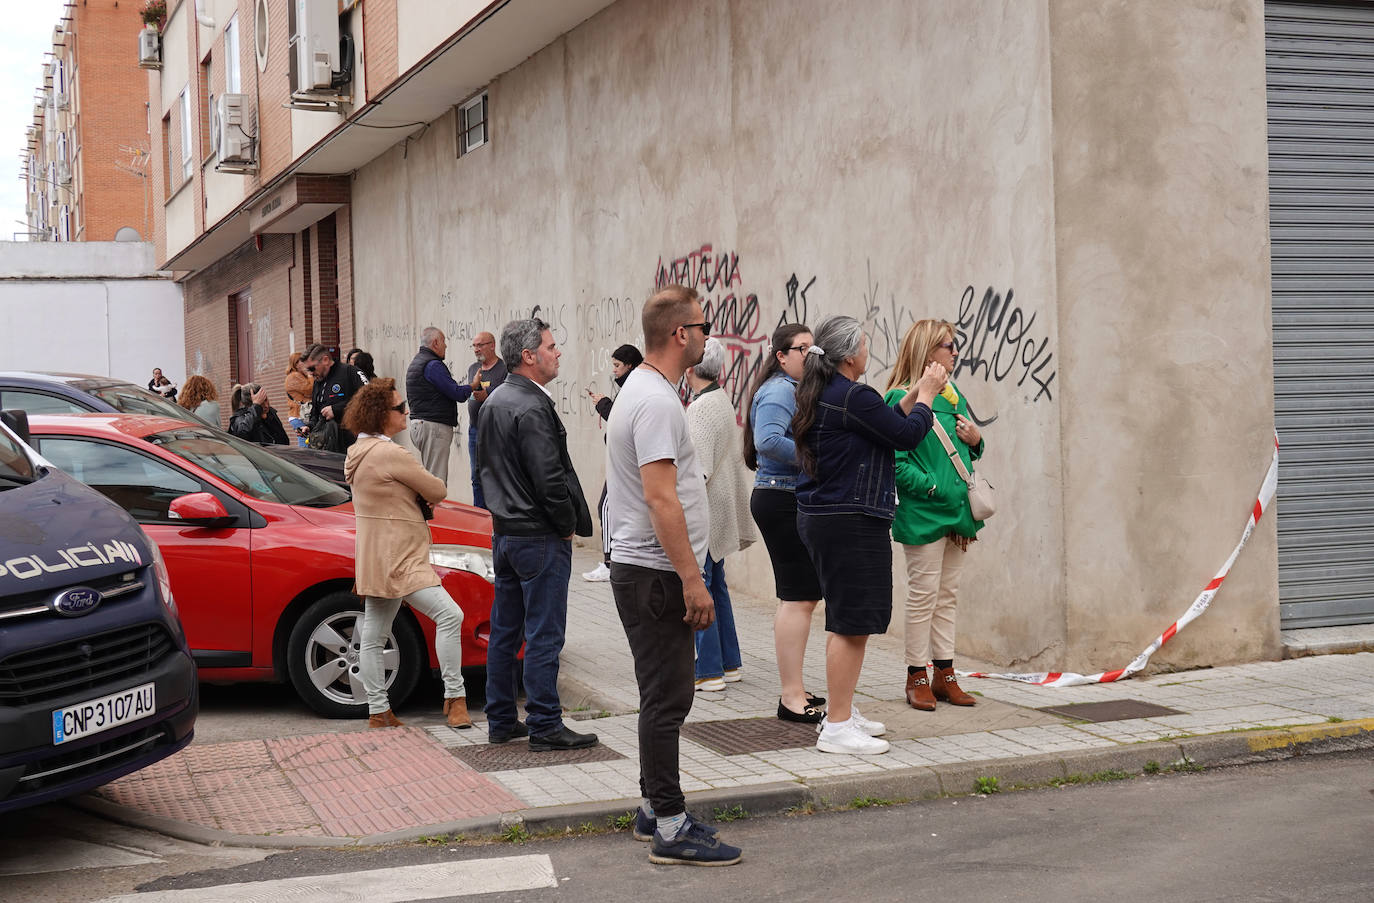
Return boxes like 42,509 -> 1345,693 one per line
784,344 -> 811,354
679,322 -> 712,337
392,401 -> 408,414
937,341 -> 956,352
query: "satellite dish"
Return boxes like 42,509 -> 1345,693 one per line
114,226 -> 142,242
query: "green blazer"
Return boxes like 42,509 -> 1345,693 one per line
883,383 -> 985,545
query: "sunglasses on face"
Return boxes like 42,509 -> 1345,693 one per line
937,341 -> 956,352
392,401 -> 408,414
679,322 -> 712,337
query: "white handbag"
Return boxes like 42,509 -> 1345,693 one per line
931,418 -> 995,521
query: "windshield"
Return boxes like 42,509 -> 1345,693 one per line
146,426 -> 349,508
0,424 -> 37,486
80,381 -> 214,426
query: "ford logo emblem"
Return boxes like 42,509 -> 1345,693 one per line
51,587 -> 101,618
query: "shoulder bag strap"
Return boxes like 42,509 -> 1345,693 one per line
930,418 -> 974,485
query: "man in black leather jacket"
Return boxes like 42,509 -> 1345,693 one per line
477,318 -> 596,752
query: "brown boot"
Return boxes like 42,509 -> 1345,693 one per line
932,666 -> 976,706
905,670 -> 936,711
368,709 -> 404,728
444,697 -> 473,729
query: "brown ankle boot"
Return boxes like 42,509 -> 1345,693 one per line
444,697 -> 473,729
368,709 -> 404,728
932,666 -> 976,706
905,670 -> 936,711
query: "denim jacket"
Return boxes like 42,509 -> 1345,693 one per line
795,375 -> 935,520
750,374 -> 801,490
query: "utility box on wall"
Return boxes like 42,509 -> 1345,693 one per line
288,0 -> 339,96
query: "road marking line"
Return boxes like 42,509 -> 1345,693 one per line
91,855 -> 558,902
1246,717 -> 1374,752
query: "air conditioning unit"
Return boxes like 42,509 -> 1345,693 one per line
57,160 -> 71,185
216,93 -> 255,166
56,93 -> 69,111
138,29 -> 161,69
288,0 -> 339,96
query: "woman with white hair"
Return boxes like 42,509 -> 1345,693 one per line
792,316 -> 947,754
685,338 -> 757,692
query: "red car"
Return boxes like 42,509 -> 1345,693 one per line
25,414 -> 496,718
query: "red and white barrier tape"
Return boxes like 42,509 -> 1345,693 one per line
964,432 -> 1280,688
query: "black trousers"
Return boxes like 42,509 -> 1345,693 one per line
609,561 -> 695,817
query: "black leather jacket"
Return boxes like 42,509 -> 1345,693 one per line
476,372 -> 593,538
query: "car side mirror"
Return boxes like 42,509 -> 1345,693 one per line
168,492 -> 236,528
0,410 -> 31,446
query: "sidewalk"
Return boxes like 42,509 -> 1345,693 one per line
78,547 -> 1374,847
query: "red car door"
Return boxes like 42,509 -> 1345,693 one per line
34,435 -> 255,661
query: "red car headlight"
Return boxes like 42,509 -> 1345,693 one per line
429,545 -> 495,584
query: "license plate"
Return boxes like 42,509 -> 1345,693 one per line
52,682 -> 156,746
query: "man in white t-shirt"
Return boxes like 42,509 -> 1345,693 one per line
605,285 -> 741,867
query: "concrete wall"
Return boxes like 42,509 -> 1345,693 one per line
349,0 -> 1280,671
0,242 -> 184,384
1048,0 -> 1281,668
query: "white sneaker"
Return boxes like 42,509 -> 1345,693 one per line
816,717 -> 890,755
850,705 -> 886,737
582,562 -> 611,582
694,677 -> 726,692
722,668 -> 743,683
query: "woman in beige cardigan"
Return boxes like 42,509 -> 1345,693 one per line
343,378 -> 471,728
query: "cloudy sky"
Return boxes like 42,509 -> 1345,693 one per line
0,0 -> 71,241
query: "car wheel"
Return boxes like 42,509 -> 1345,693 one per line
285,592 -> 426,718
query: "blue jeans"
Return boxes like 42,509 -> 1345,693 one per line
485,533 -> 572,736
468,425 -> 486,509
288,416 -> 307,447
694,556 -> 741,680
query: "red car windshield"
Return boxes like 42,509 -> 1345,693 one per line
146,427 -> 349,508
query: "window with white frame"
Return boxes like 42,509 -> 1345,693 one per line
457,92 -> 488,157
59,205 -> 70,242
225,17 -> 241,94
179,87 -> 193,180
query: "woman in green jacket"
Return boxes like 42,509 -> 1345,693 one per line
883,319 -> 984,711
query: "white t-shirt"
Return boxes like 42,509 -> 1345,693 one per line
605,367 -> 710,572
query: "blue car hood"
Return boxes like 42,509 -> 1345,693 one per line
0,467 -> 152,595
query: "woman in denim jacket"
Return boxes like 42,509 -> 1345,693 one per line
792,315 -> 946,755
743,323 -> 828,724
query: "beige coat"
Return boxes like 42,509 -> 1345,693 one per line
687,387 -> 758,559
344,436 -> 449,599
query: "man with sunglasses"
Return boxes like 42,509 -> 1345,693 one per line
477,318 -> 596,752
303,343 -> 369,452
604,285 -> 742,866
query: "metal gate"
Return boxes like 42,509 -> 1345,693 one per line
1267,1 -> 1374,626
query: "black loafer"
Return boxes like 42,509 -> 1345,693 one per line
529,725 -> 599,751
777,699 -> 825,724
806,692 -> 827,707
488,721 -> 529,745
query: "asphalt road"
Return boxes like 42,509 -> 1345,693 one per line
5,747 -> 1370,903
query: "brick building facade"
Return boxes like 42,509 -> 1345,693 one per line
23,0 -> 151,242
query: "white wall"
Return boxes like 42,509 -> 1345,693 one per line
0,242 -> 184,384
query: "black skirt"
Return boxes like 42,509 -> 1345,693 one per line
750,487 -> 823,602
797,511 -> 893,636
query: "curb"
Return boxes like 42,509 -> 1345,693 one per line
72,718 -> 1374,849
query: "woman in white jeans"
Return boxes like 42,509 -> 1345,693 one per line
883,320 -> 985,711
342,377 -> 471,728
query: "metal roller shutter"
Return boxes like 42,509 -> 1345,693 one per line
1267,0 -> 1374,627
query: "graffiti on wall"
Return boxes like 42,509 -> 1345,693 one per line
954,285 -> 1056,403
253,310 -> 275,378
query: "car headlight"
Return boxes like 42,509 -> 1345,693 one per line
149,543 -> 179,619
429,545 -> 495,583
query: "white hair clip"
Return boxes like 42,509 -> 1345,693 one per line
806,345 -> 826,356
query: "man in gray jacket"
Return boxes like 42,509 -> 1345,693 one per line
477,318 -> 596,751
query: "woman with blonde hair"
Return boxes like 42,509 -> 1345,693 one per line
883,320 -> 984,711
177,375 -> 220,427
343,378 -> 470,728
284,352 -> 313,447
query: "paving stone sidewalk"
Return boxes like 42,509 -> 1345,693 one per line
84,548 -> 1374,845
